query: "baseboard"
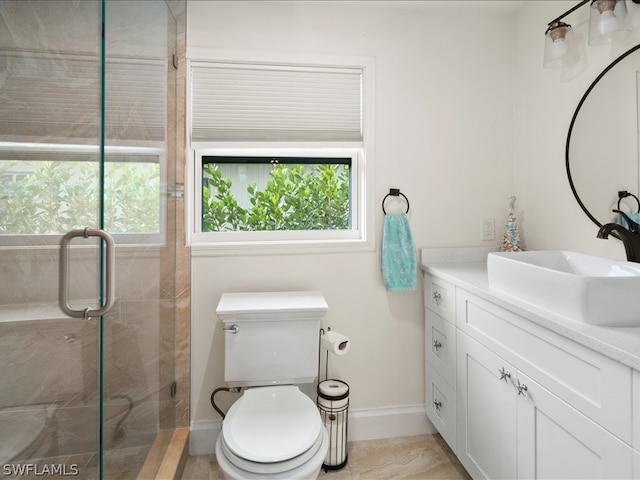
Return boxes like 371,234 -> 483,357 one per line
348,404 -> 436,442
189,420 -> 220,456
189,404 -> 435,456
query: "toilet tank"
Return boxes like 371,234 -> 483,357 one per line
216,291 -> 328,387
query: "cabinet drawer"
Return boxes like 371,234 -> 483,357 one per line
424,274 -> 455,323
457,289 -> 632,444
425,366 -> 456,452
425,308 -> 456,385
634,370 -> 640,451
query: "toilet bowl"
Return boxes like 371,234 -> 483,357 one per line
215,386 -> 329,480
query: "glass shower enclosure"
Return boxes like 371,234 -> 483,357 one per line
0,1 -> 178,478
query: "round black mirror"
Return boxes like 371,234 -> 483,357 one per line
566,43 -> 640,228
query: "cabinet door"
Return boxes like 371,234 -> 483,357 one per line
457,332 -> 517,480
517,372 -> 633,479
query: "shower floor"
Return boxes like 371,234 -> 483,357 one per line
1,443 -> 150,480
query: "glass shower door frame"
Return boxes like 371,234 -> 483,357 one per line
0,1 -> 177,477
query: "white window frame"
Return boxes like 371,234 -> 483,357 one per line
186,49 -> 375,256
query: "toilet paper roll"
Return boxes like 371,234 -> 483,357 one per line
319,396 -> 348,409
323,420 -> 347,465
321,330 -> 350,356
325,445 -> 347,466
318,380 -> 349,400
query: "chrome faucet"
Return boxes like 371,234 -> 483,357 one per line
596,210 -> 640,263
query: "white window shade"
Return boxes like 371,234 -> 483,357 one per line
190,62 -> 363,142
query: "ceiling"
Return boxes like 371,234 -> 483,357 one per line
328,0 -> 529,14
214,0 -> 530,14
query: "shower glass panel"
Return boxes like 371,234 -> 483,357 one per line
102,0 -> 177,477
0,0 -> 104,476
0,1 -> 177,478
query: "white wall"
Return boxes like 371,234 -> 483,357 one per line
513,1 -> 640,257
187,0 -> 515,449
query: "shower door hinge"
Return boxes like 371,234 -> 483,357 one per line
167,183 -> 184,199
172,54 -> 178,70
170,381 -> 177,399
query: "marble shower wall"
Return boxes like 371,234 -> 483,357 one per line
167,0 -> 190,431
0,248 -> 174,459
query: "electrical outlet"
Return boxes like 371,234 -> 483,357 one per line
481,218 -> 495,241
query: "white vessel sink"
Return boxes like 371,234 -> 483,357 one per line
487,250 -> 640,326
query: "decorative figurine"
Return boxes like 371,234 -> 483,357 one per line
501,196 -> 522,252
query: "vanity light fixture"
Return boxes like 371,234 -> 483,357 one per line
544,20 -> 578,68
544,0 -> 637,68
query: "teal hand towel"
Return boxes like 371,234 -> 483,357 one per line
618,212 -> 640,230
382,213 -> 417,291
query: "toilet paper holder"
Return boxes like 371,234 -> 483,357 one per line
317,378 -> 349,471
320,328 -> 350,357
317,327 -> 350,471
318,327 -> 350,381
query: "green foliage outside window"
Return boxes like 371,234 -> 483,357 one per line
202,163 -> 350,232
0,160 -> 160,235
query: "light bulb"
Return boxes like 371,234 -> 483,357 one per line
598,10 -> 620,35
543,22 -> 575,68
550,38 -> 568,58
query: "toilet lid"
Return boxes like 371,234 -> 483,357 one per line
220,426 -> 326,475
222,385 -> 322,463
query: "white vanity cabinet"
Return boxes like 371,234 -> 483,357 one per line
423,268 -> 639,479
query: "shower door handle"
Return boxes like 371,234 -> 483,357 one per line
59,228 -> 116,319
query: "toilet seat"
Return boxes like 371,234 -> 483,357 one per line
220,385 -> 323,474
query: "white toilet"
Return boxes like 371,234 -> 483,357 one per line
215,291 -> 330,480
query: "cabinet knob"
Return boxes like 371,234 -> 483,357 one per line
498,367 -> 511,383
433,339 -> 442,350
515,379 -> 528,396
432,291 -> 442,305
433,400 -> 442,411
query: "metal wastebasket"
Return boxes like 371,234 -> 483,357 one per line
317,379 -> 349,471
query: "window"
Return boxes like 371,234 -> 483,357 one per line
187,52 -> 375,254
202,156 -> 352,232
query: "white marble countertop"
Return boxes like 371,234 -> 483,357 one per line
420,248 -> 640,372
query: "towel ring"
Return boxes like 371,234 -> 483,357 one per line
382,188 -> 410,214
617,191 -> 640,213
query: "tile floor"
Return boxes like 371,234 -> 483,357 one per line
180,434 -> 471,480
